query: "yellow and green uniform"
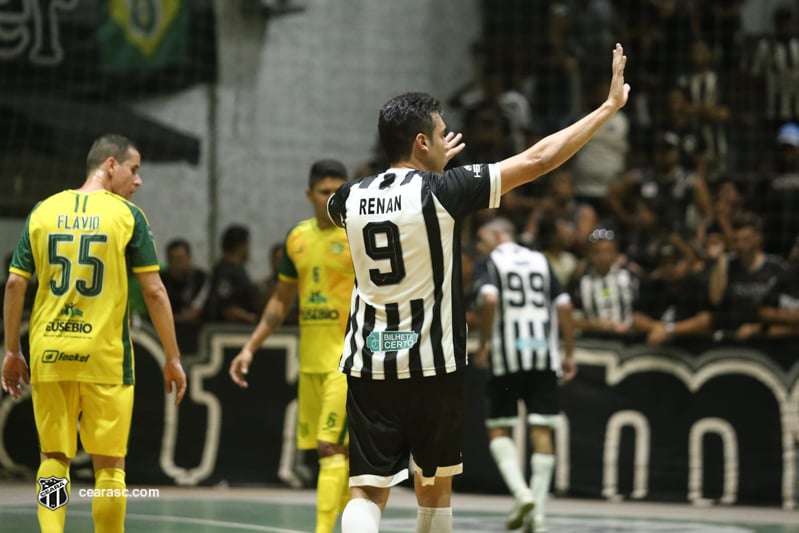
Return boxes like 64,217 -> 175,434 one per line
280,218 -> 353,374
11,189 -> 159,386
280,217 -> 354,533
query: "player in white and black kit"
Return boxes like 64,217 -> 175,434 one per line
328,44 -> 630,533
472,217 -> 575,532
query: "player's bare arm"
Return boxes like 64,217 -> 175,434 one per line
2,273 -> 31,399
138,270 -> 187,405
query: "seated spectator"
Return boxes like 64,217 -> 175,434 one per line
160,238 -> 210,322
536,215 -> 578,288
203,224 -> 260,324
709,212 -> 787,340
571,228 -> 638,335
759,236 -> 799,336
632,242 -> 713,346
254,242 -> 298,326
519,167 -> 597,253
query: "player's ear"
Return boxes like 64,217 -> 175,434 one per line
415,133 -> 428,151
104,156 -> 117,176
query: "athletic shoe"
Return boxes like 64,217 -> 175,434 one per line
506,495 -> 534,530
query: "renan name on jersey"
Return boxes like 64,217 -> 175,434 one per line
359,196 -> 401,215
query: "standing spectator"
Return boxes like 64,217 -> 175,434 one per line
1,134 -> 186,533
709,212 -> 787,339
758,123 -> 799,257
747,5 -> 799,167
472,217 -> 576,532
749,5 -> 799,129
530,2 -> 583,134
229,160 -> 353,533
203,224 -> 260,324
160,239 -> 209,322
571,228 -> 639,335
571,79 -> 631,218
760,235 -> 799,336
607,131 -> 712,269
326,44 -> 629,533
673,38 -> 731,176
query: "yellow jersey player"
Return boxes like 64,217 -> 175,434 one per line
229,159 -> 353,533
2,134 -> 187,533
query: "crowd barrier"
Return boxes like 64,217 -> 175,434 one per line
2,323 -> 796,508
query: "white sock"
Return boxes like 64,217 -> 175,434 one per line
416,506 -> 452,533
531,453 -> 555,518
341,498 -> 381,533
490,436 -> 531,501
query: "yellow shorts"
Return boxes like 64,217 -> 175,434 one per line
32,381 -> 134,458
296,370 -> 348,450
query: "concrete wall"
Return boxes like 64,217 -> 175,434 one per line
131,0 -> 480,277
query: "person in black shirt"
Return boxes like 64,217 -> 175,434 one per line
709,212 -> 787,339
160,239 -> 209,322
633,241 -> 713,345
760,236 -> 799,336
203,224 -> 260,324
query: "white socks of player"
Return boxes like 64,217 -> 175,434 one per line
416,506 -> 452,533
341,498 -> 381,533
531,453 -> 556,523
490,436 -> 533,502
490,436 -> 535,529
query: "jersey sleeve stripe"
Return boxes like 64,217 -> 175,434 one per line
131,264 -> 161,274
8,266 -> 33,279
488,163 -> 502,208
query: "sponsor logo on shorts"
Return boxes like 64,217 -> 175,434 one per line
366,331 -> 419,352
41,350 -> 91,364
38,476 -> 69,510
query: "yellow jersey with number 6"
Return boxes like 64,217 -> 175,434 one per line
9,189 -> 160,385
279,218 -> 353,373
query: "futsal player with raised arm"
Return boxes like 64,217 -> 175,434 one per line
1,134 -> 187,533
327,44 -> 629,533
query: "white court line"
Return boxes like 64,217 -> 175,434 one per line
0,508 -> 305,533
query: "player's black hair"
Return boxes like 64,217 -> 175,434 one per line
378,92 -> 441,164
308,159 -> 348,189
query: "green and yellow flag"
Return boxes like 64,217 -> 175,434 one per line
98,0 -> 189,71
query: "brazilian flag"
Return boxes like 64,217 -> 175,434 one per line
98,0 -> 190,71
96,0 -> 216,93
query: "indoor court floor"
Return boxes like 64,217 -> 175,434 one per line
1,482 -> 798,532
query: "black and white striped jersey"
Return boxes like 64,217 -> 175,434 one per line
751,36 -> 799,122
572,264 -> 638,326
327,164 -> 502,380
475,242 -> 569,377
